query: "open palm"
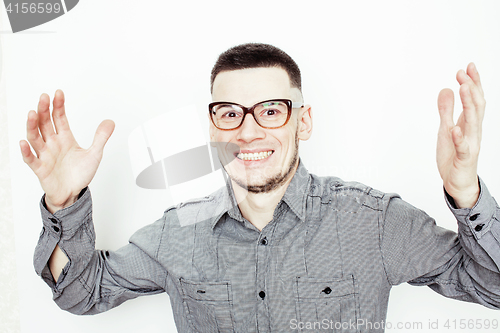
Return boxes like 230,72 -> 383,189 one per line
437,63 -> 485,208
20,90 -> 115,211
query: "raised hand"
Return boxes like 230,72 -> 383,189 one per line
437,63 -> 485,208
20,90 -> 115,213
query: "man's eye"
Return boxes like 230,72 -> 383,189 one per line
221,111 -> 241,118
262,109 -> 281,116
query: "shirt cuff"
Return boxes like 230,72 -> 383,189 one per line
445,177 -> 498,240
34,187 -> 92,278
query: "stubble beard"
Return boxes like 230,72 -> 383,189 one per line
227,130 -> 299,194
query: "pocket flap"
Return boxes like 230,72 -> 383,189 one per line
180,278 -> 231,302
295,275 -> 356,299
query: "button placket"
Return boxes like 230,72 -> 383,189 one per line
256,231 -> 271,329
256,234 -> 269,293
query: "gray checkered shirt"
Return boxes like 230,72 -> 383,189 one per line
34,161 -> 500,332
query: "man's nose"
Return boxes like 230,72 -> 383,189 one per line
236,113 -> 265,142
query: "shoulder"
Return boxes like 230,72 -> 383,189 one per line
308,173 -> 399,210
163,185 -> 227,228
129,186 -> 226,257
309,173 -> 387,198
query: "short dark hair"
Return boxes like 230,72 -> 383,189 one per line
210,43 -> 302,94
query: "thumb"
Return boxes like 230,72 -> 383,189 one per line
451,126 -> 469,160
437,88 -> 455,131
90,119 -> 115,152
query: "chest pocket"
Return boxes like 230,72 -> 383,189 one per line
294,275 -> 360,333
180,278 -> 235,332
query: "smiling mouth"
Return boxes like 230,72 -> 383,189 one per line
236,150 -> 274,161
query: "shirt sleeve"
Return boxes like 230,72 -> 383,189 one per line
33,187 -> 168,315
380,177 -> 500,309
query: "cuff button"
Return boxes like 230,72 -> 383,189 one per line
469,213 -> 479,221
52,226 -> 60,232
474,224 -> 484,232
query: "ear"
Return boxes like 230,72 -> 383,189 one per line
297,104 -> 313,141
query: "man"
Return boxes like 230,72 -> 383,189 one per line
21,43 -> 499,332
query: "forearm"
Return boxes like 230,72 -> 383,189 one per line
381,179 -> 500,308
34,187 -> 94,290
34,187 -> 167,315
423,177 -> 500,307
447,177 -> 500,272
45,196 -> 76,282
35,188 -> 107,313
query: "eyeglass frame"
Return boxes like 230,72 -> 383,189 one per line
208,99 -> 304,131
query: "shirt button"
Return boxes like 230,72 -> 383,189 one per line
260,237 -> 268,245
52,226 -> 60,232
474,224 -> 484,232
49,218 -> 58,224
259,291 -> 266,299
322,287 -> 332,295
470,213 -> 480,221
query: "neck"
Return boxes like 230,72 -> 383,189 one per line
231,163 -> 298,231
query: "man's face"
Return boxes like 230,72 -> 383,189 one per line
210,67 -> 312,193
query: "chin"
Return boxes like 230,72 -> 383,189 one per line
229,170 -> 291,194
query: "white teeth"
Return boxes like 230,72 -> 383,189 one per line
237,151 -> 273,161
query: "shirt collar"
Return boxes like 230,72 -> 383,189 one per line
210,159 -> 311,229
281,160 -> 310,222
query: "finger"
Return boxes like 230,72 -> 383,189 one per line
90,119 -> 115,153
437,88 -> 455,131
466,62 -> 483,95
52,89 -> 71,134
19,140 -> 42,171
459,84 -> 478,133
456,69 -> 485,115
451,126 -> 470,160
37,93 -> 56,141
26,110 -> 46,155
466,63 -> 486,121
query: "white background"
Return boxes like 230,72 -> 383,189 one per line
1,0 -> 500,332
